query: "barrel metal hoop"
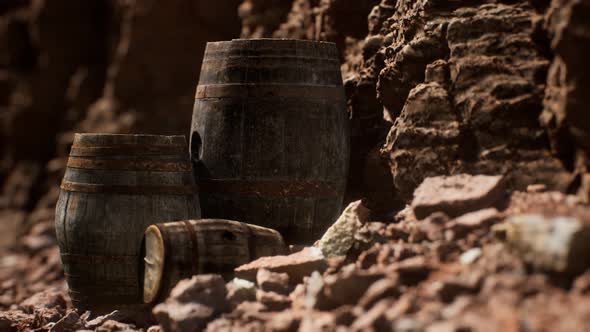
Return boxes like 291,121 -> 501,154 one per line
195,84 -> 344,100
67,157 -> 192,172
202,54 -> 340,62
64,273 -> 138,286
196,179 -> 341,198
61,253 -> 137,264
70,145 -> 187,156
60,180 -> 197,195
182,220 -> 200,276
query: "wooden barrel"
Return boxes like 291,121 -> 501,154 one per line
142,219 -> 287,303
190,39 -> 350,244
55,133 -> 201,311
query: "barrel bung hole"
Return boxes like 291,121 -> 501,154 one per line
222,230 -> 237,242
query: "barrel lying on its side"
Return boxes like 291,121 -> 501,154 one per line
191,38 -> 350,244
143,219 -> 287,304
55,134 -> 201,311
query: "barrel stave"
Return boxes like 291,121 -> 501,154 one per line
55,134 -> 200,310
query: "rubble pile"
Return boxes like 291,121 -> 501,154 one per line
4,174 -> 590,331
2,0 -> 590,331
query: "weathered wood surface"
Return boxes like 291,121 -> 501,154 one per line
143,218 -> 287,303
191,39 -> 350,244
55,133 -> 201,311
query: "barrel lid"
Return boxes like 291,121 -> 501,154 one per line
204,38 -> 340,59
73,133 -> 187,147
143,225 -> 165,304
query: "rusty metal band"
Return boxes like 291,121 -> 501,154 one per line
195,84 -> 344,99
196,179 -> 340,198
60,180 -> 197,195
69,290 -> 138,305
61,253 -> 137,264
66,157 -> 192,172
202,54 -> 340,62
182,220 -> 200,276
70,145 -> 186,157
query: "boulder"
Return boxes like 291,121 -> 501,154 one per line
499,214 -> 590,274
226,278 -> 256,308
235,247 -> 327,283
318,200 -> 370,258
412,174 -> 505,219
153,275 -> 228,332
256,269 -> 290,295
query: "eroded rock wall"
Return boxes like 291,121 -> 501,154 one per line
241,0 -> 590,211
0,0 -> 242,245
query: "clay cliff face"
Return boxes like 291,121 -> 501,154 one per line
2,0 -> 589,240
0,0 -> 242,242
240,0 -> 590,213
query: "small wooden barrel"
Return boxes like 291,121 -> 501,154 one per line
55,133 -> 201,311
142,219 -> 287,303
190,39 -> 350,244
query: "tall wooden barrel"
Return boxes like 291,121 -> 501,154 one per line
143,218 -> 287,303
190,39 -> 350,244
55,133 -> 201,311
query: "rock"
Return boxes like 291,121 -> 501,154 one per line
317,265 -> 385,310
235,247 -> 327,283
318,200 -> 370,258
49,311 -> 83,332
256,269 -> 289,295
301,271 -> 324,310
572,271 -> 590,295
382,82 -> 463,201
0,210 -> 25,250
351,298 -> 394,331
85,310 -> 152,330
452,208 -> 500,229
429,278 -> 479,303
153,302 -> 216,332
20,234 -> 55,254
168,275 -> 227,306
390,256 -> 432,286
412,174 -> 506,219
225,278 -> 256,308
95,320 -> 141,332
19,288 -> 66,313
541,0 -> 590,157
358,277 -> 400,309
500,214 -> 590,274
332,305 -> 356,326
239,0 -> 294,38
255,290 -> 291,312
460,248 -> 483,265
0,310 -> 34,332
265,310 -> 300,332
299,312 -> 336,332
234,301 -> 267,317
153,275 -> 228,332
506,191 -> 584,216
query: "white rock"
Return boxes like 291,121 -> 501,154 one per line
459,248 -> 482,265
318,201 -> 370,258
